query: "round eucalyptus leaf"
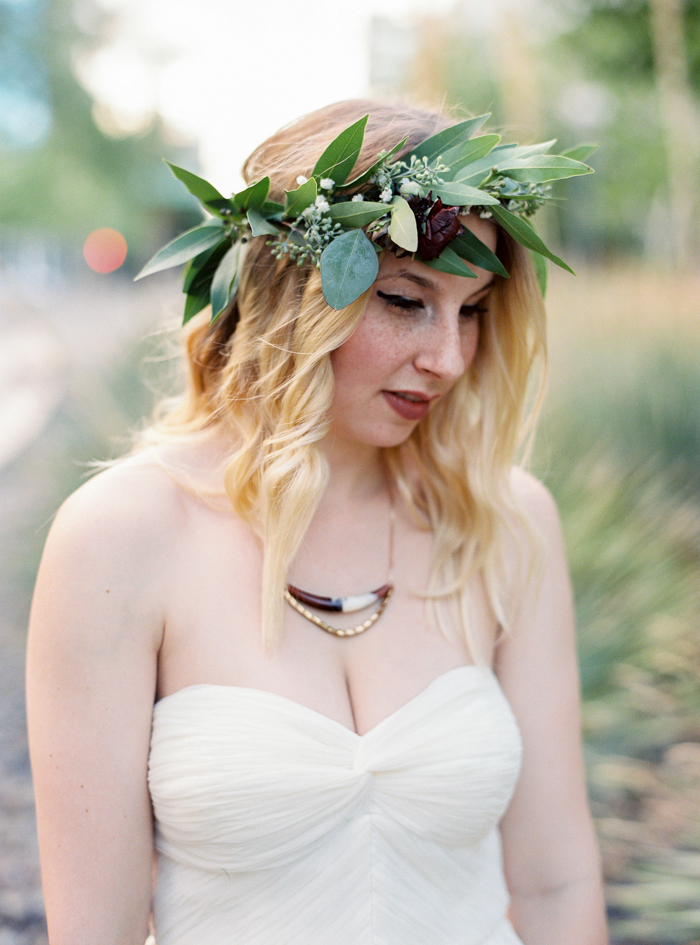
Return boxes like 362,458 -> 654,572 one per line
320,230 -> 379,310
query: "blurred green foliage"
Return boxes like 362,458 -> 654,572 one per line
0,0 -> 200,263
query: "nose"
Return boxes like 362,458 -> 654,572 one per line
413,314 -> 468,383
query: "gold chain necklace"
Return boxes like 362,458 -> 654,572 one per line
285,504 -> 395,638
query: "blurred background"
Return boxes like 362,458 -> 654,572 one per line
1,0 -> 699,942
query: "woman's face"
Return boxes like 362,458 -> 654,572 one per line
328,214 -> 497,452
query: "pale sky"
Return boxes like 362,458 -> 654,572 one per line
78,0 -> 462,191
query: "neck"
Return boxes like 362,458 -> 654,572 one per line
318,436 -> 387,504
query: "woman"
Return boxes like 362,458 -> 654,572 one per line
27,100 -> 608,944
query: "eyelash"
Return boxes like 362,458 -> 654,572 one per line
377,291 -> 488,318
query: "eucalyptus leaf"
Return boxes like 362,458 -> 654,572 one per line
247,208 -> 279,236
183,288 -> 210,324
233,176 -> 271,212
341,137 -> 408,189
388,196 -> 418,252
284,177 -> 317,218
210,243 -> 241,320
432,182 -> 499,207
496,154 -> 593,184
529,249 -> 548,297
439,134 -> 501,175
312,115 -> 368,185
134,223 -> 226,279
165,162 -> 225,207
328,201 -> 389,227
490,206 -> 574,274
561,143 -> 598,163
320,230 -> 379,309
425,246 -> 477,278
261,200 -> 285,216
405,115 -> 490,164
451,229 -> 508,277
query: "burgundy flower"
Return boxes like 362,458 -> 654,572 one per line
413,196 -> 464,260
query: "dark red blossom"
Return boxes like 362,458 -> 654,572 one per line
408,193 -> 464,261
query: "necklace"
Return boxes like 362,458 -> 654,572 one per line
285,504 -> 395,638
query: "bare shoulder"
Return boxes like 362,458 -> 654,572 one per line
48,454 -> 190,568
509,466 -> 563,542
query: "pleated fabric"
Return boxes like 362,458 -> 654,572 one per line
148,665 -> 524,945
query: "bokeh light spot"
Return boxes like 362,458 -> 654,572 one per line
83,228 -> 128,273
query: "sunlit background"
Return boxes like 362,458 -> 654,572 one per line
1,1 -> 699,943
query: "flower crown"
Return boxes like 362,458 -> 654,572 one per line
135,114 -> 594,322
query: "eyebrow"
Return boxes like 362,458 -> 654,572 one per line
377,269 -> 496,299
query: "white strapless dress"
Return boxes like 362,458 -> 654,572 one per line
148,665 -> 524,945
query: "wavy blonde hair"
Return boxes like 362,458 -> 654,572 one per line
143,99 -> 547,653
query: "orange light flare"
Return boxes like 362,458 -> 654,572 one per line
83,228 -> 128,273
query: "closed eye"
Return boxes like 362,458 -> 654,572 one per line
376,291 -> 423,312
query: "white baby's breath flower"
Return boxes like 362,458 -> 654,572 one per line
319,178 -> 335,191
380,187 -> 393,203
479,210 -> 493,219
296,175 -> 308,186
315,196 -> 330,212
351,194 -> 365,202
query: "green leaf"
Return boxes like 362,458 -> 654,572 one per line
561,143 -> 598,163
327,200 -> 389,227
233,176 -> 270,212
284,177 -> 317,218
134,223 -> 226,279
183,288 -> 210,324
312,115 -> 368,185
440,134 -> 501,175
490,206 -> 574,274
529,250 -> 548,297
432,182 -> 499,207
165,162 -> 225,206
341,137 -> 408,189
405,115 -> 490,165
451,228 -> 509,277
247,208 -> 279,236
495,154 -> 594,183
425,246 -> 477,278
182,242 -> 225,292
210,243 -> 241,320
261,200 -> 285,216
388,196 -> 418,252
453,141 -> 552,185
320,230 -> 379,309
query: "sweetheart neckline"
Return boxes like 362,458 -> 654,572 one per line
154,664 -> 500,739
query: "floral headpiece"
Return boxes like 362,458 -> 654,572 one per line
136,114 -> 594,322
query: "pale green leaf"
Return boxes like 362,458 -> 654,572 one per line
388,196 -> 418,252
432,182 -> 499,207
440,134 -> 501,175
165,162 -> 224,206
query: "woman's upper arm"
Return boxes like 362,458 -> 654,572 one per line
495,471 -> 604,900
26,468 -> 174,945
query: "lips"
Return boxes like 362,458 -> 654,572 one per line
382,390 -> 435,421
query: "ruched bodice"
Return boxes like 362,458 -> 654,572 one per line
148,665 -> 524,945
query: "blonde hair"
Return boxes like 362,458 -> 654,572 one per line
143,99 -> 547,652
